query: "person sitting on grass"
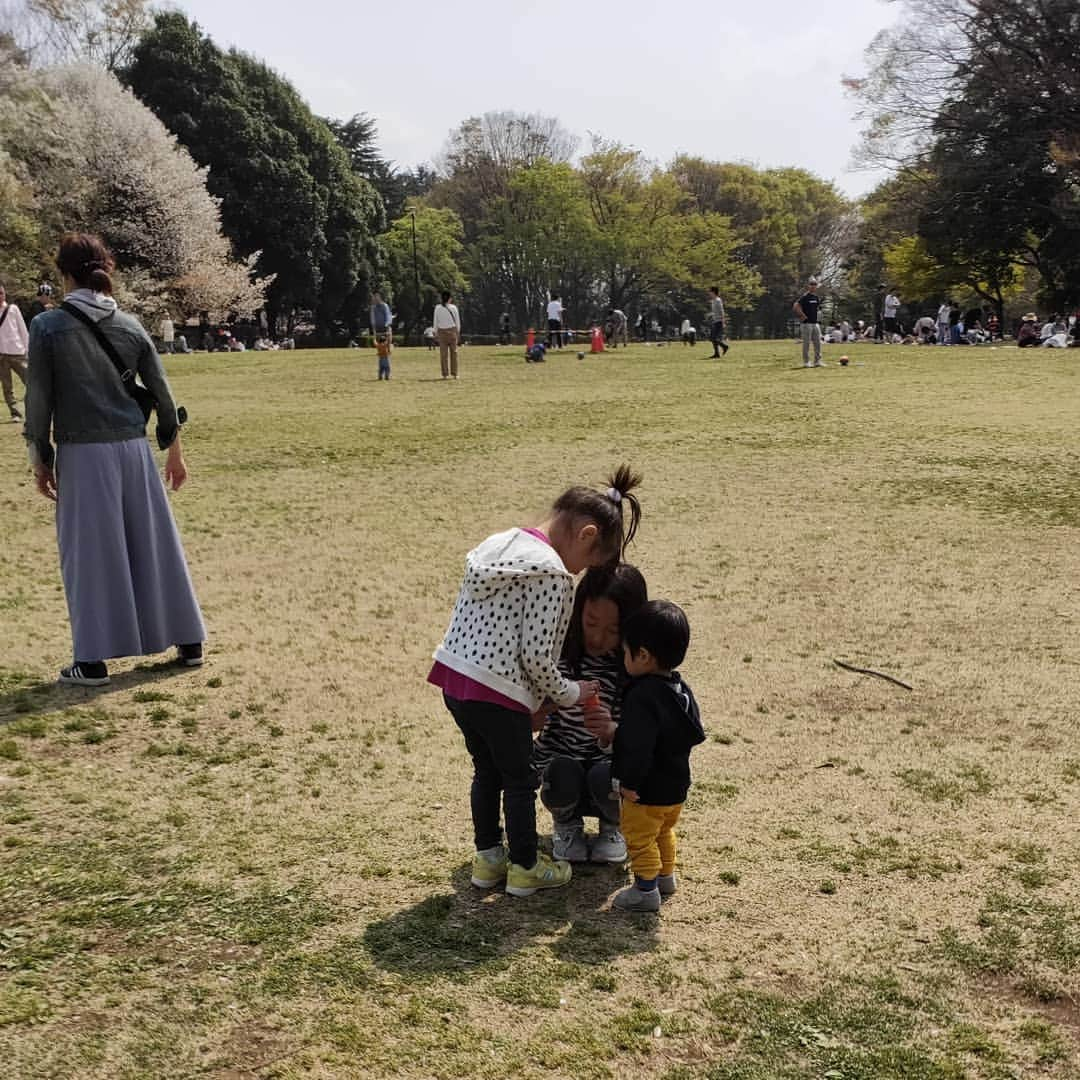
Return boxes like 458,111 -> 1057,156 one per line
1017,314 -> 1041,348
533,563 -> 649,866
429,467 -> 643,898
610,600 -> 704,913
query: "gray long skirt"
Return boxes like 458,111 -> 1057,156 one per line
56,439 -> 206,662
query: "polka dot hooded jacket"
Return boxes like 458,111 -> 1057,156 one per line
433,528 -> 580,712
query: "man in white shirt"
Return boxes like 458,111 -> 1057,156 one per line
434,289 -> 461,378
936,300 -> 952,346
160,313 -> 175,354
0,283 -> 29,421
883,290 -> 901,336
546,294 -> 564,349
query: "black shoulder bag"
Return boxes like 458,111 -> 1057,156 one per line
61,302 -> 186,427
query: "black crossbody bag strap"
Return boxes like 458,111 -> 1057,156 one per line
0,305 -> 10,331
60,302 -> 138,386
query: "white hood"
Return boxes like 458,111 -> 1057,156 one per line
64,287 -> 118,323
461,528 -> 571,601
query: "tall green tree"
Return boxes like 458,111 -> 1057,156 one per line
124,12 -> 383,335
326,113 -> 437,222
849,0 -> 1080,311
382,204 -> 467,337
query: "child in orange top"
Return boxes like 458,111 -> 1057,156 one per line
376,334 -> 391,380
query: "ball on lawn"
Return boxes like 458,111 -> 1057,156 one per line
839,355 -> 849,366
577,351 -> 585,359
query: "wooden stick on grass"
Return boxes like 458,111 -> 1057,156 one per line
833,659 -> 913,692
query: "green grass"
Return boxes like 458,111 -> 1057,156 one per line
1,341 -> 1078,1077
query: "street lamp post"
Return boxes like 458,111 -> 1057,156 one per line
409,208 -> 421,345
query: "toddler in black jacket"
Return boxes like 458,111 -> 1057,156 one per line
611,600 -> 705,912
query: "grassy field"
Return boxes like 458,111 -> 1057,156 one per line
1,337 -> 1079,1079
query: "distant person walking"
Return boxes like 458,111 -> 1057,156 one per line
546,294 -> 564,349
160,313 -> 175,354
793,278 -> 823,368
370,290 -> 393,345
0,282 -> 29,421
434,290 -> 461,379
707,287 -> 729,357
873,283 -> 886,342
23,233 -> 205,686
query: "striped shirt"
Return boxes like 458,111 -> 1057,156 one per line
532,652 -> 624,774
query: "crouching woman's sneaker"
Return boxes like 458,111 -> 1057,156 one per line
590,830 -> 627,864
505,853 -> 572,897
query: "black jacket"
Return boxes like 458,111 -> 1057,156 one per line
612,672 -> 705,806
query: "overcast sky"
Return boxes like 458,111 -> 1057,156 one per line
172,0 -> 896,198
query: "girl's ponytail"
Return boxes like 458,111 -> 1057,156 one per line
552,463 -> 643,564
605,464 -> 642,556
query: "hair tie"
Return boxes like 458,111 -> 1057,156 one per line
606,487 -> 622,505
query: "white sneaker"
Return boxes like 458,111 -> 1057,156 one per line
658,872 -> 678,896
812,360 -> 824,367
552,827 -> 589,863
803,361 -> 813,368
590,830 -> 627,864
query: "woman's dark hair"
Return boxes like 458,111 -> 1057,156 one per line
623,599 -> 691,671
553,464 -> 642,564
441,290 -> 451,304
55,233 -> 115,294
562,563 -> 648,671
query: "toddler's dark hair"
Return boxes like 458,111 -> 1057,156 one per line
562,563 -> 648,671
623,600 -> 690,671
553,464 -> 642,564
56,233 -> 115,294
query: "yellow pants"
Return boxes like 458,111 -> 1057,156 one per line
620,800 -> 682,880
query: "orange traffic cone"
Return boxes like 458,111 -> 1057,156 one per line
526,328 -> 535,350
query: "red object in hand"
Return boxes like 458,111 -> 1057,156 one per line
584,691 -> 601,710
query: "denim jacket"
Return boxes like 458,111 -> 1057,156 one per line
24,292 -> 178,469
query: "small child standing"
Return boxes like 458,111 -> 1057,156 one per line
611,600 -> 704,913
376,334 -> 391,380
430,468 -> 642,897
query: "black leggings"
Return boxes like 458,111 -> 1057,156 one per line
446,694 -> 538,867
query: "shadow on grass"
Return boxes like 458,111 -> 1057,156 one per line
0,660 -> 201,723
362,859 -> 658,981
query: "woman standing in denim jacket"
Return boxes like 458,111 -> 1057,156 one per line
24,233 -> 205,686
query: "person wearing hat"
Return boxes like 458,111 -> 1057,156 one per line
28,283 -> 55,324
793,278 -> 823,368
1017,313 -> 1040,348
